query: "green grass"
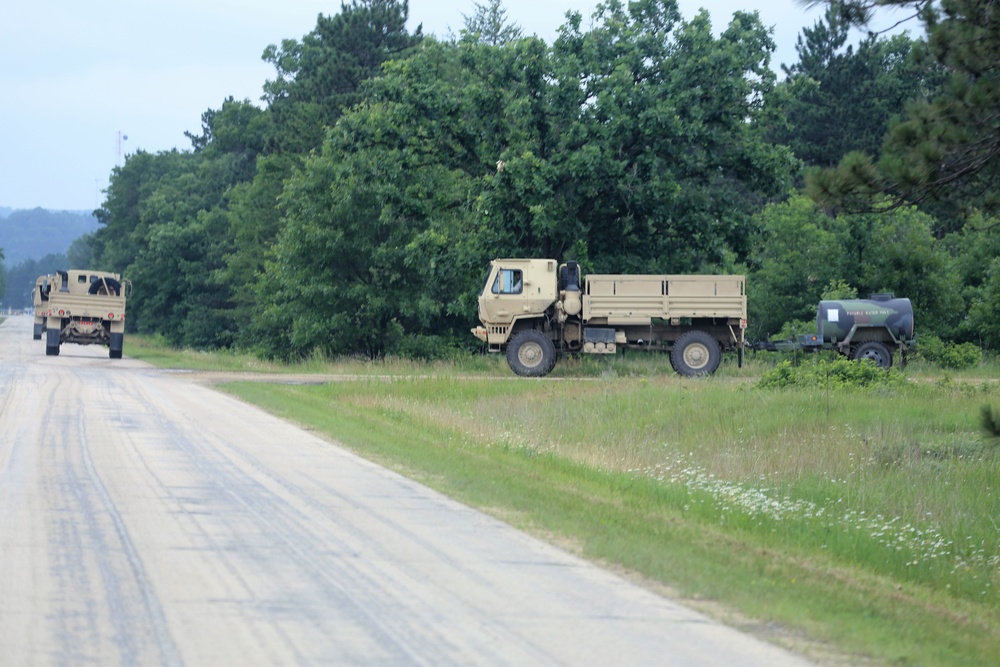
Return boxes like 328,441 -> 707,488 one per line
126,339 -> 1000,665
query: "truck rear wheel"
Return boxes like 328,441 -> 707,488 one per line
851,341 -> 892,369
110,333 -> 124,359
671,331 -> 721,377
506,330 -> 557,377
45,327 -> 60,356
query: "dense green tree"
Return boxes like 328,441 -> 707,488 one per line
126,208 -> 233,348
462,0 -> 523,45
84,0 -> 998,358
942,214 -> 1000,346
857,205 -> 962,336
968,256 -> 1000,349
184,97 -> 270,184
481,0 -> 797,272
749,194 -> 963,340
773,7 -> 943,168
261,0 -> 422,154
92,150 -> 197,275
93,149 -> 237,342
219,154 -> 300,347
90,2 -> 427,350
803,1 -> 1000,220
246,0 -> 800,359
248,38 -> 489,358
747,195 -> 848,337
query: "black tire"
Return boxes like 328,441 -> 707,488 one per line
109,333 -> 124,359
670,331 -> 721,377
506,330 -> 557,377
89,277 -> 121,296
45,327 -> 60,356
851,341 -> 892,369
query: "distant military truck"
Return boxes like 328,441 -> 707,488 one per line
755,294 -> 916,368
32,273 -> 56,339
39,270 -> 130,358
472,258 -> 747,377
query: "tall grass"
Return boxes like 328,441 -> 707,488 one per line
271,372 -> 998,610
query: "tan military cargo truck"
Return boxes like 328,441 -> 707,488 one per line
39,269 -> 130,358
472,259 -> 747,377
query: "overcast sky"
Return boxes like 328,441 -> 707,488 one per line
0,1 -> 912,212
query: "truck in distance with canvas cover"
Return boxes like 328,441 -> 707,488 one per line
471,259 -> 747,377
37,269 -> 130,358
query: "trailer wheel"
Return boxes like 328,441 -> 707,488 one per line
851,341 -> 892,369
506,330 -> 557,377
671,331 -> 721,377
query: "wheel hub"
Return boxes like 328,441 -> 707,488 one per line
683,344 -> 709,369
518,342 -> 542,367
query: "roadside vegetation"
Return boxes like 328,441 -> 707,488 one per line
128,337 -> 1000,666
36,0 -> 993,370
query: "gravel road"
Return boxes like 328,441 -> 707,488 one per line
0,315 -> 813,666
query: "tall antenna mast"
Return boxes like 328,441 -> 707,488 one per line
115,130 -> 128,166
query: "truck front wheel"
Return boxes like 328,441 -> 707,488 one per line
506,330 -> 557,377
671,331 -> 721,377
851,341 -> 892,369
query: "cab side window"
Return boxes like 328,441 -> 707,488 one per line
491,269 -> 523,295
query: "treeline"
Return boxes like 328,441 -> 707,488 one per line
0,209 -> 98,266
0,209 -> 98,308
82,0 -> 1000,359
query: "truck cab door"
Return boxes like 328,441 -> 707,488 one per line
479,267 -> 525,326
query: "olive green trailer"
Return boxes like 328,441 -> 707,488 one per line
757,295 -> 916,369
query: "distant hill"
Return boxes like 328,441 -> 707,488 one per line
0,208 -> 100,266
